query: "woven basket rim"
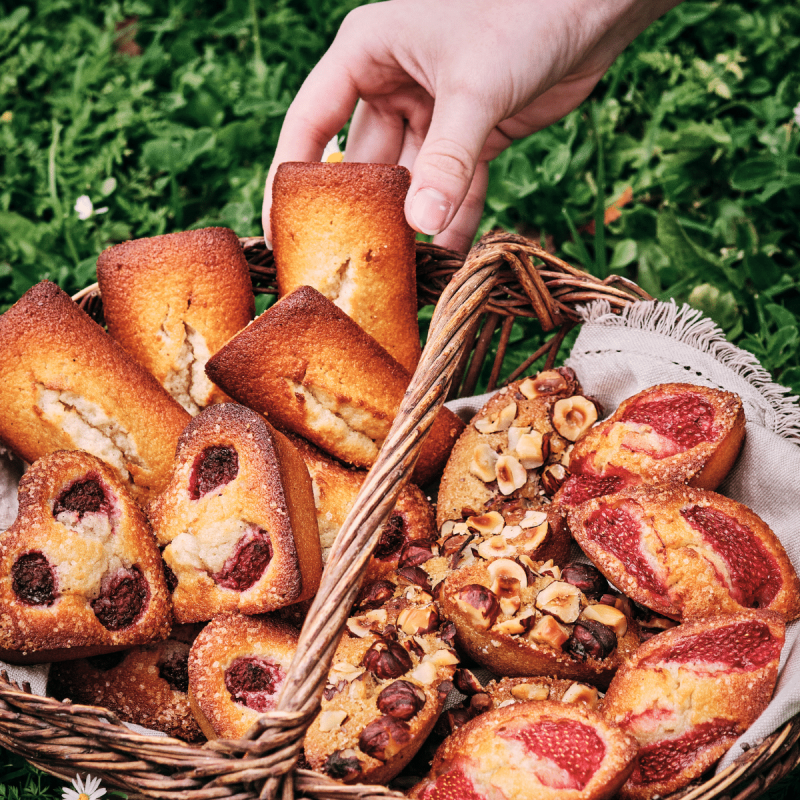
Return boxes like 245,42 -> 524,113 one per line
1,232 -> 797,800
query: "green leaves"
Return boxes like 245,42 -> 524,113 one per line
0,0 -> 350,308
481,0 -> 800,392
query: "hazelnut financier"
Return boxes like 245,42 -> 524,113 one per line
409,700 -> 638,800
555,382 -> 745,508
272,162 -> 421,374
434,556 -> 640,689
436,368 -> 596,564
148,403 -> 322,623
49,623 -> 205,742
286,433 -> 436,580
97,227 -> 254,415
304,582 -> 459,786
0,281 -> 191,503
602,610 -> 784,800
568,484 -> 800,621
205,285 -> 464,485
0,450 -> 171,664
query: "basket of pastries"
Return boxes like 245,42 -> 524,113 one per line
0,161 -> 799,800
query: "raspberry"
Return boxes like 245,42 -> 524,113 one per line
53,475 -> 111,519
91,566 -> 149,630
213,527 -> 273,591
374,513 -> 407,560
189,445 -> 239,499
158,649 -> 190,693
224,656 -> 284,712
12,552 -> 57,606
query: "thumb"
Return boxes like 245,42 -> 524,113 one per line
406,94 -> 494,236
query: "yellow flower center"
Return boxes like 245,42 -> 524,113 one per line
78,794 -> 90,800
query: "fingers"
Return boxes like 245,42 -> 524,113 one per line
344,100 -> 405,165
432,160 -> 490,254
405,93 -> 494,237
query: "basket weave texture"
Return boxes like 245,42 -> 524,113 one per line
2,232 -> 799,800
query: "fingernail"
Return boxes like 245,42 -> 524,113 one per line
409,187 -> 452,235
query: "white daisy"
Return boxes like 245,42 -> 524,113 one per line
62,773 -> 107,800
794,101 -> 800,127
74,195 -> 94,220
74,196 -> 108,220
321,135 -> 344,163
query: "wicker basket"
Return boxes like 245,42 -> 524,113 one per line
1,232 -> 799,800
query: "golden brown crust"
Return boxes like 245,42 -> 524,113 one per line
0,281 -> 191,502
0,450 -> 172,663
567,484 -> 800,621
49,624 -> 205,742
187,613 -> 300,740
286,434 -> 436,581
602,611 -> 784,800
436,558 -> 640,689
272,162 -> 420,373
205,285 -> 460,483
562,383 -> 744,504
409,700 -> 638,800
97,227 -> 254,414
147,403 -> 322,623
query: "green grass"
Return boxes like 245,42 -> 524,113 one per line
1,0 -> 799,796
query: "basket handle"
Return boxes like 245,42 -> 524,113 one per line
244,234 -> 528,799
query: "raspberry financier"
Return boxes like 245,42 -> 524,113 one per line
0,451 -> 171,664
286,433 -> 436,580
0,281 -> 191,502
49,624 -> 204,742
556,383 -> 744,507
188,614 -> 298,741
568,485 -> 800,621
96,227 -> 254,415
409,700 -> 638,800
436,368 -> 598,564
148,404 -> 322,623
602,610 -> 785,800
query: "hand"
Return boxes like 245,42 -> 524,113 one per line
263,0 -> 681,253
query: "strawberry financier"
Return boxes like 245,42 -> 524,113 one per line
555,383 -> 744,508
602,610 -> 784,800
409,700 -> 638,800
568,485 -> 800,622
0,450 -> 171,664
